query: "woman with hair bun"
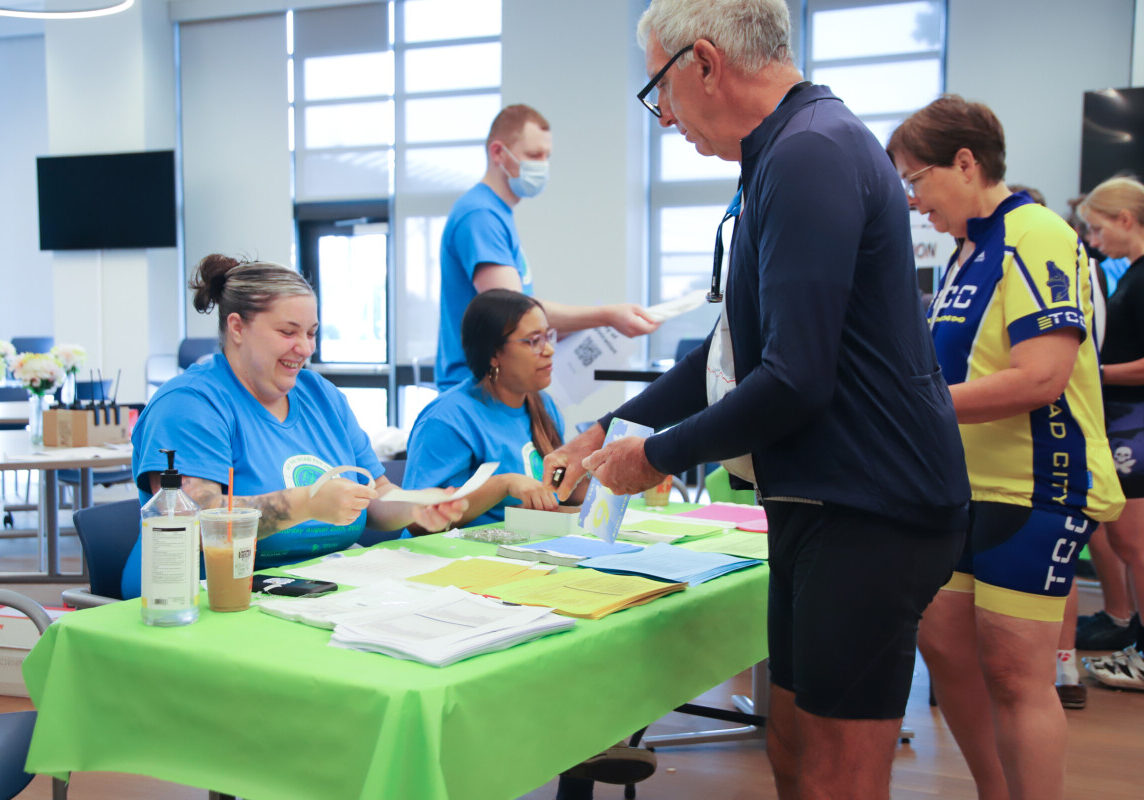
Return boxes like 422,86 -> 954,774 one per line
122,254 -> 466,598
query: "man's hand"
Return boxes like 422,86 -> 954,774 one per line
581,436 -> 667,496
607,304 -> 661,338
543,423 -> 607,501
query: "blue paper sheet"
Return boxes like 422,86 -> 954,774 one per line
579,542 -> 762,586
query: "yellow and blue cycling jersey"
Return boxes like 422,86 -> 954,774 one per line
928,192 -> 1124,523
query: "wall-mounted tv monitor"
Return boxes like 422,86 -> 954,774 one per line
1081,87 -> 1144,193
36,150 -> 176,250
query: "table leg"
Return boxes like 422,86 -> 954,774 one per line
43,469 -> 58,577
78,467 -> 93,510
643,659 -> 768,747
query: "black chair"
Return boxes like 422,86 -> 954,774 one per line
9,336 -> 53,354
0,589 -> 56,800
358,459 -> 407,547
61,498 -> 141,608
673,337 -> 705,363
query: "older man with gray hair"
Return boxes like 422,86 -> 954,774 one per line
545,1 -> 971,797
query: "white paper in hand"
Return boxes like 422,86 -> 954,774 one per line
308,465 -> 376,498
377,461 -> 500,505
643,289 -> 707,323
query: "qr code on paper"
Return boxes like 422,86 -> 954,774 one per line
574,337 -> 603,367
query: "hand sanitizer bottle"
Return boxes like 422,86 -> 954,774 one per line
140,448 -> 201,626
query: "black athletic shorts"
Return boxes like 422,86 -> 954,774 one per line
764,500 -> 965,720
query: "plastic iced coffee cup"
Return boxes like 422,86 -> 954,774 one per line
199,508 -> 260,612
642,476 -> 672,507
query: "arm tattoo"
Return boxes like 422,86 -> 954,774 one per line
180,476 -> 297,537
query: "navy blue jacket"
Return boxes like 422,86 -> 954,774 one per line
608,84 -> 969,529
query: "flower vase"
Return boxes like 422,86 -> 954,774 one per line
60,371 -> 77,408
28,392 -> 50,446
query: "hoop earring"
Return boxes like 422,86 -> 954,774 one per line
489,364 -> 500,383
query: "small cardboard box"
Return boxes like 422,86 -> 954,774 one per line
43,407 -> 130,447
504,507 -> 583,538
0,605 -> 68,697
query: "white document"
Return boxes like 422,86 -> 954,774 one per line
549,326 -> 638,406
329,587 -> 575,667
258,580 -> 440,628
286,547 -> 454,586
643,289 -> 708,323
378,461 -> 499,505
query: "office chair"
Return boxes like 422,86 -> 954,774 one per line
0,589 -> 59,800
358,459 -> 407,546
145,337 -> 219,394
60,498 -> 141,609
54,378 -> 133,511
9,336 -> 54,354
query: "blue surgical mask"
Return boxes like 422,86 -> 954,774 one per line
501,148 -> 549,199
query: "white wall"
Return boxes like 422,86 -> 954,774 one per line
502,0 -> 648,424
40,0 -> 177,403
0,34 -> 53,341
178,13 -> 293,338
947,0 -> 1136,216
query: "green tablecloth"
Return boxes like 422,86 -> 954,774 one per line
23,532 -> 768,800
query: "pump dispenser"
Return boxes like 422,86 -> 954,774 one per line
140,448 -> 201,626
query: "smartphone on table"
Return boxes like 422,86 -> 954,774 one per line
251,574 -> 338,597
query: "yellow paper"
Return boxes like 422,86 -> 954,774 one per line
407,558 -> 549,593
681,530 -> 769,560
487,571 -> 686,619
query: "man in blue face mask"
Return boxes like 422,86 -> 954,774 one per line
435,104 -> 661,390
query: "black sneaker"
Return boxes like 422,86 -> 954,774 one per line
1076,611 -> 1139,651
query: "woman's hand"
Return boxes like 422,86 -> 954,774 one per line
503,474 -> 559,511
307,477 -> 379,526
543,422 -> 606,501
412,494 -> 469,532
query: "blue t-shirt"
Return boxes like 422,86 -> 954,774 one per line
122,354 -> 384,598
1103,256 -> 1131,296
403,377 -> 563,527
435,183 -> 533,390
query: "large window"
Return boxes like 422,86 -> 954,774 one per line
806,0 -> 945,145
285,0 -> 502,429
392,0 -> 502,392
645,0 -> 946,361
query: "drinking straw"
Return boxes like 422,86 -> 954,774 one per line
227,467 -> 234,543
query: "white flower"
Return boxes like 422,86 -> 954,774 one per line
12,352 -> 65,394
50,343 -> 87,374
0,340 -> 15,371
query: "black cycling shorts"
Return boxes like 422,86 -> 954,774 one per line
764,500 -> 964,720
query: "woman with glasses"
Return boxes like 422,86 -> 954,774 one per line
888,96 -> 1124,800
404,288 -> 584,528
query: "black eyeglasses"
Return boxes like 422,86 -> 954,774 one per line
708,186 -> 743,303
637,43 -> 695,117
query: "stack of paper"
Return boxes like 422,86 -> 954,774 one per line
258,580 -> 440,628
675,503 -> 768,531
329,586 -> 574,667
617,516 -> 729,544
406,556 -> 553,592
486,570 -> 686,619
680,530 -> 769,560
497,535 -> 643,567
579,542 -> 762,586
286,547 -> 454,587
